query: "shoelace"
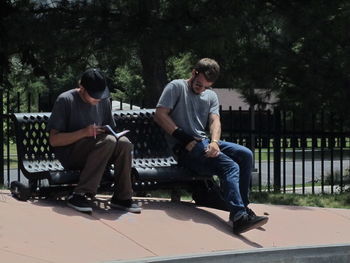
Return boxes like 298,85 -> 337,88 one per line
246,207 -> 256,217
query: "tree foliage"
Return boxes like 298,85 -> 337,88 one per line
0,0 -> 349,116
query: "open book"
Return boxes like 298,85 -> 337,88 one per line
103,125 -> 130,139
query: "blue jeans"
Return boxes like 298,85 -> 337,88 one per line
178,139 -> 252,220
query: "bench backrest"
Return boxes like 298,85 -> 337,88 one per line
12,113 -> 64,179
113,109 -> 177,169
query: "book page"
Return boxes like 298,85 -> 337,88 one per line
103,125 -> 130,139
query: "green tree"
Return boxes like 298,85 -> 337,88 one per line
1,0 -> 350,117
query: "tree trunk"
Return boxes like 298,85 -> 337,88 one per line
139,43 -> 168,108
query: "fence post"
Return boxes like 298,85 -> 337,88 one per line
273,107 -> 281,192
0,84 -> 3,186
249,106 -> 255,151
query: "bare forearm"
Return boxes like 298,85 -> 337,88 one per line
49,129 -> 87,147
209,115 -> 221,141
210,124 -> 221,141
205,114 -> 221,157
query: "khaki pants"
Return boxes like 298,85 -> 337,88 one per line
67,134 -> 133,200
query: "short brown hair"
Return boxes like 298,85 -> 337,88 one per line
194,58 -> 220,82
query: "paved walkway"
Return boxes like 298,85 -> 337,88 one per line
1,189 -> 350,263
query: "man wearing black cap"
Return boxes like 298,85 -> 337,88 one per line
47,68 -> 141,213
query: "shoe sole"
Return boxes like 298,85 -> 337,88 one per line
233,217 -> 269,235
67,202 -> 93,213
110,203 -> 142,214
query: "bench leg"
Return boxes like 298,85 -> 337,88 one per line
170,189 -> 181,202
191,180 -> 229,211
10,181 -> 31,201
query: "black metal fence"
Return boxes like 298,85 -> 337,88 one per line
220,106 -> 350,194
1,91 -> 350,195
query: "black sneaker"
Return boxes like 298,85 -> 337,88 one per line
67,193 -> 93,213
246,207 -> 257,217
233,213 -> 268,235
110,196 -> 141,213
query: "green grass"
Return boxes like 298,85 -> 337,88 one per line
3,158 -> 18,169
3,141 -> 17,153
3,142 -> 18,169
250,191 -> 350,209
251,181 -> 334,192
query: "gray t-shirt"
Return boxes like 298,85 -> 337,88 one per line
47,89 -> 115,167
156,79 -> 219,147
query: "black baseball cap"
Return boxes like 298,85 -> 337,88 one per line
80,68 -> 110,99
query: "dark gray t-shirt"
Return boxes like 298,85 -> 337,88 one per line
47,89 -> 115,167
156,79 -> 219,148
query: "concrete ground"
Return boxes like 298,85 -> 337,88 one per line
1,189 -> 350,263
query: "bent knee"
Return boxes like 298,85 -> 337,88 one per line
104,134 -> 117,145
213,156 -> 240,175
240,147 -> 253,162
117,136 -> 134,151
98,135 -> 118,150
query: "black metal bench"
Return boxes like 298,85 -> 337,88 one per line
10,109 -> 228,210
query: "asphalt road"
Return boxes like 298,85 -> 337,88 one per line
254,159 -> 350,186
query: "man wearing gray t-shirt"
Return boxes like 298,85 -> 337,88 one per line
47,68 -> 141,214
155,58 -> 268,234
